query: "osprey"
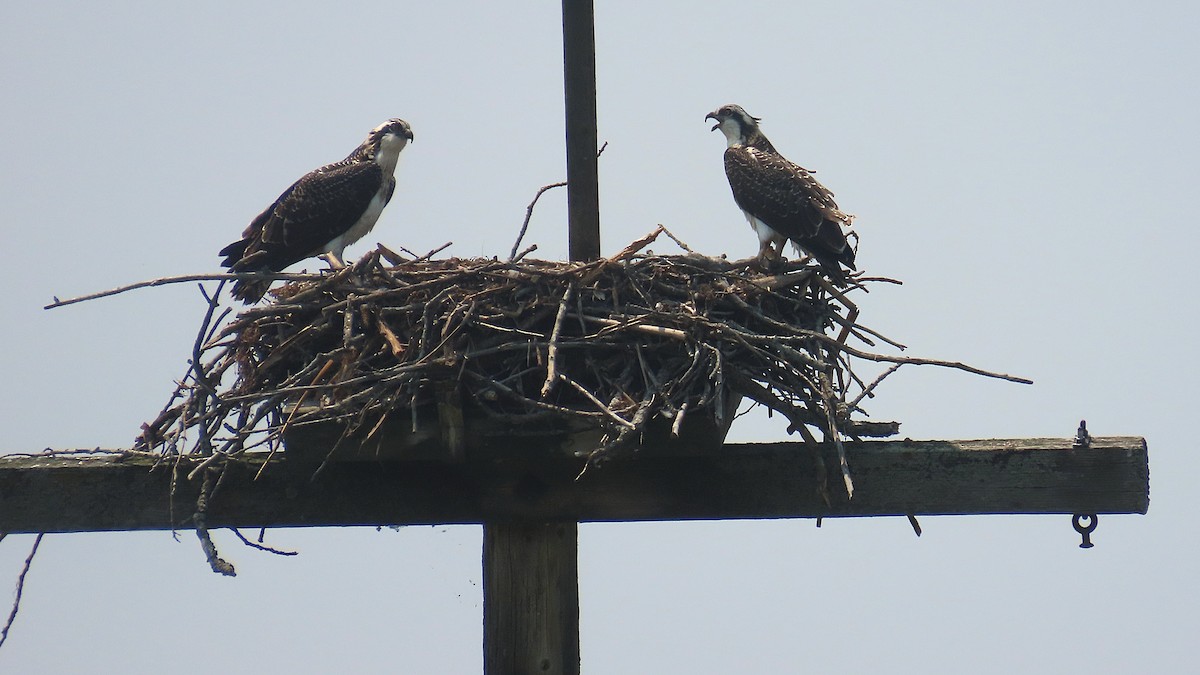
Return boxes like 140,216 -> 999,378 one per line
219,118 -> 414,302
706,104 -> 855,284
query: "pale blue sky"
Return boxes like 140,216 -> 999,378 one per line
1,2 -> 1195,672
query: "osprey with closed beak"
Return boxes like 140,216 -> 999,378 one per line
219,118 -> 414,302
706,104 -> 855,284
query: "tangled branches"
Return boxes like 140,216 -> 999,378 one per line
135,227 -> 1029,504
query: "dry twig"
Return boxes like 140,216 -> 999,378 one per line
230,529 -> 298,556
508,141 -> 609,260
0,533 -> 44,650
194,468 -> 235,576
510,181 -> 567,261
45,272 -> 320,309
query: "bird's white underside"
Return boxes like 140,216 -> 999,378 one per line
321,191 -> 389,259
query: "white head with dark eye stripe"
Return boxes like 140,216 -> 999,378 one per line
363,118 -> 413,173
706,104 -> 760,147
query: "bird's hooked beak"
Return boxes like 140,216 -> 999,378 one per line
705,111 -> 721,132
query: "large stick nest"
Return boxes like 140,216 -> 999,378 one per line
137,228 -> 1023,477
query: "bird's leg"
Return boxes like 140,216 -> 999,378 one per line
755,240 -> 782,272
320,252 -> 346,270
755,241 -> 771,269
762,238 -> 786,262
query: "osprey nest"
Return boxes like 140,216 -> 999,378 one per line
136,227 -> 1020,484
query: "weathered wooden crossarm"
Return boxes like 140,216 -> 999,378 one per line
0,437 -> 1147,534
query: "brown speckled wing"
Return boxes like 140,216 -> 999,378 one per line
723,145 -> 855,273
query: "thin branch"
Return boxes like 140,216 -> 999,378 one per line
751,333 -> 1032,385
508,141 -> 608,261
541,284 -> 575,398
848,363 -> 904,410
0,533 -> 44,651
670,400 -> 689,437
194,468 -> 235,576
657,224 -> 695,254
463,370 -> 605,421
574,314 -> 688,341
412,241 -> 452,263
45,272 -> 322,309
820,370 -> 854,500
557,373 -> 636,430
601,225 -> 663,265
509,181 -> 567,261
907,514 -> 923,537
230,529 -> 298,556
511,243 -> 538,262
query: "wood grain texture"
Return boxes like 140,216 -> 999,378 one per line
484,522 -> 579,675
0,437 -> 1147,534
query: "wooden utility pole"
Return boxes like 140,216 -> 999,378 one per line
479,2 -> 598,672
484,522 -> 579,673
562,0 -> 600,265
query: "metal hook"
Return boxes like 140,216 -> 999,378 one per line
1072,420 -> 1092,449
1072,513 -> 1098,549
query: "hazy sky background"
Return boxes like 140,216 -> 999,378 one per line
1,1 -> 1195,672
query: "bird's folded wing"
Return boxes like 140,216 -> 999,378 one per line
259,161 -> 384,253
723,147 -> 848,240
